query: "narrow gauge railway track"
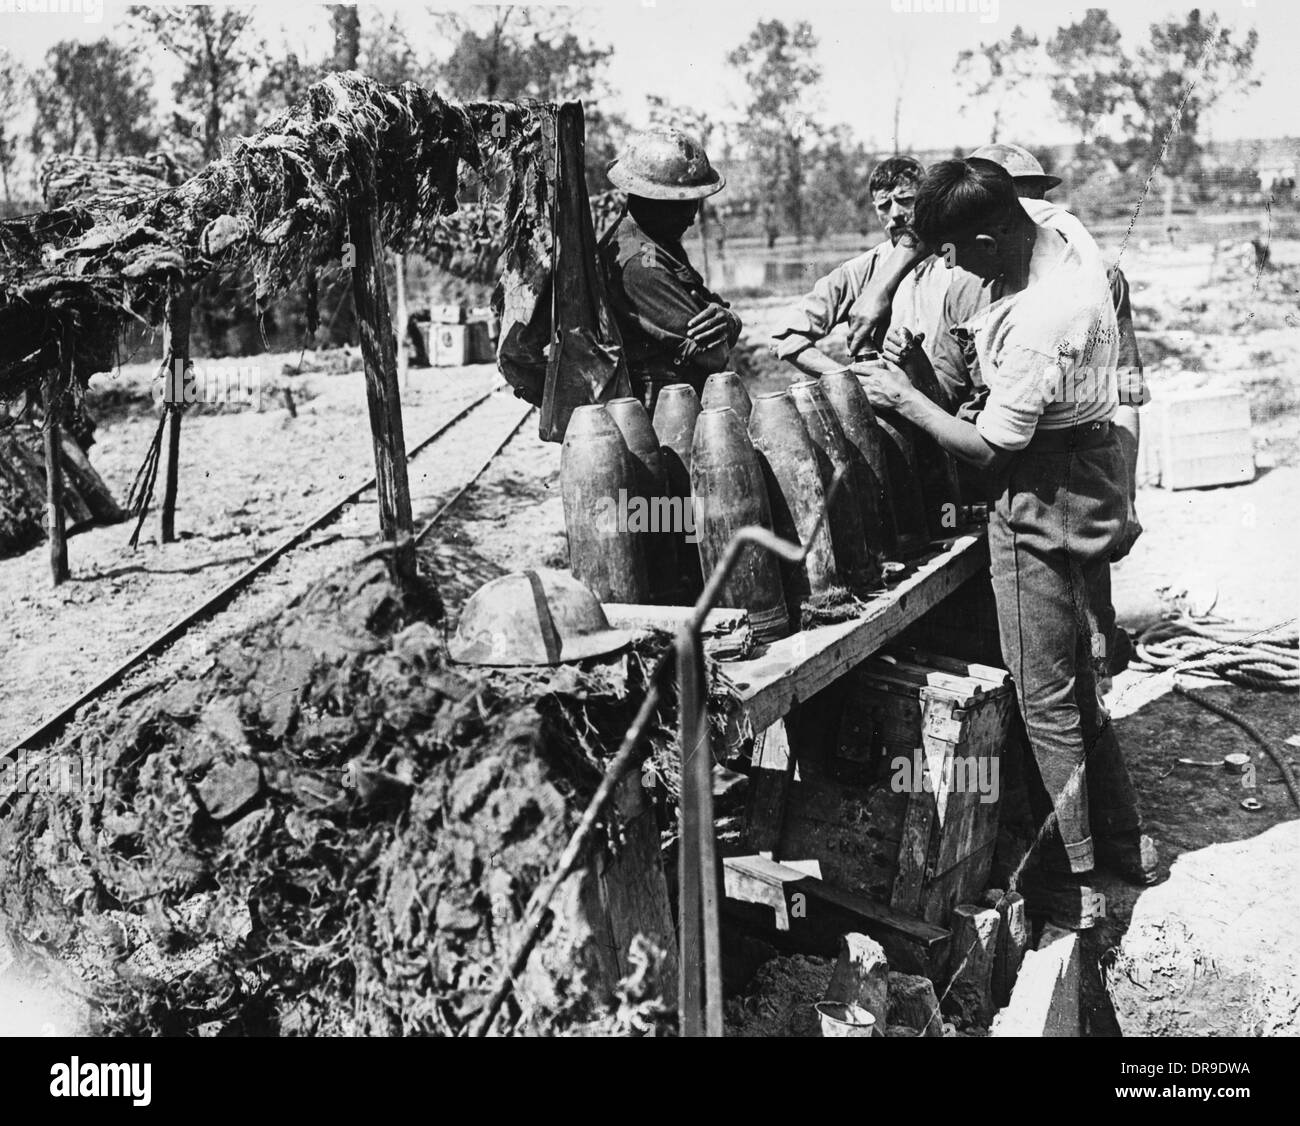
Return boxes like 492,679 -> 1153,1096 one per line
3,385 -> 534,762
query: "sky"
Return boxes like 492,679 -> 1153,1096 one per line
3,0 -> 1297,152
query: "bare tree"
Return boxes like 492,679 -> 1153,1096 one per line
33,40 -> 156,162
0,48 -> 27,203
1047,9 -> 1129,156
129,6 -> 260,161
728,19 -> 822,244
954,26 -> 1042,144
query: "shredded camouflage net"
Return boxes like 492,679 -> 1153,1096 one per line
0,75 -> 554,404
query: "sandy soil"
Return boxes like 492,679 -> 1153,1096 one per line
0,356 -> 532,747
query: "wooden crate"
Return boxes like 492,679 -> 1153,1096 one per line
747,648 -> 1014,930
429,321 -> 494,366
1146,389 -> 1256,490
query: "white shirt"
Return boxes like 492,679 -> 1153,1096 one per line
772,241 -> 952,360
964,199 -> 1121,451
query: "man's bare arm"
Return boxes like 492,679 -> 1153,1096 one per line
846,236 -> 931,354
860,361 -> 1012,473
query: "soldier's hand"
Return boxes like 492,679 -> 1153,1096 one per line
687,303 -> 734,348
857,360 -> 916,413
882,326 -> 915,367
846,289 -> 891,355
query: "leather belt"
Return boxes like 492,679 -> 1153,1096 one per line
1026,419 -> 1112,452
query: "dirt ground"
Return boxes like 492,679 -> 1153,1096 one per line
1,231 -> 1296,1036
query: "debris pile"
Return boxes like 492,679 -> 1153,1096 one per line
0,556 -> 679,1036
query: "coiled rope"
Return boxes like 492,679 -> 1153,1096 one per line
1133,617 -> 1300,690
1132,616 -> 1300,809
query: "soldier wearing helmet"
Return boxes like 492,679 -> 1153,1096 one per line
917,143 -> 1148,562
600,128 -> 742,414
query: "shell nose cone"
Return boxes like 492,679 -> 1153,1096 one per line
449,569 -> 633,667
701,371 -> 752,421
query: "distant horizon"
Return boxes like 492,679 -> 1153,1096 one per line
1,1 -> 1295,161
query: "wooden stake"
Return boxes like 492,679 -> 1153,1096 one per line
160,284 -> 192,544
349,187 -> 417,591
982,889 -> 1029,1008
393,251 -> 409,391
945,903 -> 1000,1026
44,330 -> 71,586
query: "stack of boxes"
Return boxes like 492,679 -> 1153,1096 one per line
427,304 -> 496,367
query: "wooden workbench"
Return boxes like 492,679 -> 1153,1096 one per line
715,531 -> 989,735
711,531 -> 993,976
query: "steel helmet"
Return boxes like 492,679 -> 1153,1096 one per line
449,569 -> 634,667
967,142 -> 1062,191
607,127 -> 725,200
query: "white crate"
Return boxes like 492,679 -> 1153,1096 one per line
430,321 -> 493,367
1147,389 -> 1255,490
430,303 -> 466,324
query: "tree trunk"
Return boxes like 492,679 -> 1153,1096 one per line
349,181 -> 418,593
331,5 -> 361,71
160,285 -> 192,544
44,341 -> 70,586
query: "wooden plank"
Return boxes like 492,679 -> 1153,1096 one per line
743,717 -> 794,855
891,780 -> 937,916
945,903 -> 1000,1024
596,772 -> 678,987
602,604 -> 748,634
43,363 -> 68,586
920,839 -> 996,926
57,433 -> 125,526
349,182 -> 417,590
159,283 -> 191,544
719,534 -> 987,734
723,854 -> 950,978
983,888 -> 1029,1008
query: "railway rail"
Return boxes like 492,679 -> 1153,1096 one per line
2,383 -> 533,762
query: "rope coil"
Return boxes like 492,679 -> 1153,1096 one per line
1132,617 -> 1300,690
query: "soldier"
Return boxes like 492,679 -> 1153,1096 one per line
962,143 -> 1147,558
771,156 -> 953,395
861,159 -> 1160,929
600,128 -> 742,415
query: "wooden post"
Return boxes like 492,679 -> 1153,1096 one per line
983,888 -> 1029,1008
44,327 -> 71,585
349,185 -> 417,591
944,903 -> 1000,1026
160,283 -> 192,544
393,252 -> 409,391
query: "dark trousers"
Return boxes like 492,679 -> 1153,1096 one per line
987,424 -> 1144,874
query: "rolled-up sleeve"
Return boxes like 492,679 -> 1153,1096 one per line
974,346 -> 1062,451
770,252 -> 874,361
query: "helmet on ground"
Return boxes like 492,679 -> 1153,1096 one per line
966,142 -> 1062,191
449,569 -> 634,667
607,127 -> 725,201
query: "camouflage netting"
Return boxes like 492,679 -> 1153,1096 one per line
0,557 -> 682,1036
0,73 -> 554,404
40,153 -> 190,212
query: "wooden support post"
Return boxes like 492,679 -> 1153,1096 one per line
160,284 -> 192,544
43,331 -> 71,586
393,252 -> 409,391
983,888 -> 1029,1009
349,186 -> 417,591
944,903 -> 1000,1026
